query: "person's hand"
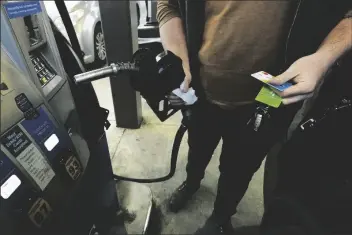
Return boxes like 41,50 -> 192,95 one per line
269,53 -> 330,105
166,60 -> 192,107
181,60 -> 192,92
167,93 -> 185,107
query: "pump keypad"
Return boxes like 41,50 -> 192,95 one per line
30,54 -> 56,86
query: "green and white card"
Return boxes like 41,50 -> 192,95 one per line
255,86 -> 282,108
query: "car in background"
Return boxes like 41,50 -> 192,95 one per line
44,1 -> 143,67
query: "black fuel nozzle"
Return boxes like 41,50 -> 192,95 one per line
129,48 -> 184,101
74,49 -> 184,99
74,48 -> 186,122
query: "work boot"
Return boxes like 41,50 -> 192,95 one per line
168,181 -> 199,212
193,213 -> 235,235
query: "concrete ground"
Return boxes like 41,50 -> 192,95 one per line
93,78 -> 265,234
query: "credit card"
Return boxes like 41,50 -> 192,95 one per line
251,71 -> 292,92
255,86 -> 282,108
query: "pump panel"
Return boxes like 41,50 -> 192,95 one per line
0,20 -> 85,235
2,0 -> 90,169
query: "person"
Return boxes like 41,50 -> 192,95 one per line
156,1 -> 352,234
261,55 -> 352,234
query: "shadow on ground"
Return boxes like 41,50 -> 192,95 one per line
146,198 -> 261,235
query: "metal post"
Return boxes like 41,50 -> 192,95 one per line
150,0 -> 158,23
99,1 -> 142,129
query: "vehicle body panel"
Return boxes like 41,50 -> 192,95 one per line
44,1 -> 101,64
44,1 -> 144,64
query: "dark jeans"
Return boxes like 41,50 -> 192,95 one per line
185,101 -> 299,220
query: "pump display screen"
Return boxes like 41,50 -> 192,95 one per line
30,53 -> 56,86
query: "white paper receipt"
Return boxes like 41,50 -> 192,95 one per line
16,144 -> 55,190
172,82 -> 198,105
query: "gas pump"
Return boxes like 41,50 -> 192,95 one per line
0,43 -> 84,235
1,1 -> 90,169
1,1 -> 119,235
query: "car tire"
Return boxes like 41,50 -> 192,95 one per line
93,23 -> 107,68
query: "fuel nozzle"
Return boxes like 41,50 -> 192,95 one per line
73,48 -> 159,85
73,49 -> 184,101
73,48 -> 185,121
73,62 -> 139,84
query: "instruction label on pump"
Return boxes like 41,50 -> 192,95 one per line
16,144 -> 55,190
1,126 -> 55,190
0,150 -> 24,199
4,1 -> 42,19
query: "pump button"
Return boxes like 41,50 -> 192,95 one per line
28,198 -> 52,228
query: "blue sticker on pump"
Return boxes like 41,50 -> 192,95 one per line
20,106 -> 76,163
0,150 -> 26,200
4,1 -> 42,19
0,150 -> 16,184
20,107 -> 64,162
21,108 -> 56,146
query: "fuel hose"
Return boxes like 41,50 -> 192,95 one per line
112,122 -> 188,183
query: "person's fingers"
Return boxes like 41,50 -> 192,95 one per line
279,82 -> 314,98
168,98 -> 184,103
282,94 -> 310,105
182,77 -> 191,92
169,100 -> 185,107
168,98 -> 184,104
167,94 -> 182,101
269,67 -> 298,85
167,93 -> 185,107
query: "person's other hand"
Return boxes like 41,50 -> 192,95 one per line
269,53 -> 330,105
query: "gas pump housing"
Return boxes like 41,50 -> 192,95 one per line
1,1 -> 117,234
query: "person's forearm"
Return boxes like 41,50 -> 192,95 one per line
315,17 -> 352,68
159,17 -> 191,74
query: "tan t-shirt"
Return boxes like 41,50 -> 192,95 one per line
157,1 -> 296,108
200,1 -> 296,108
